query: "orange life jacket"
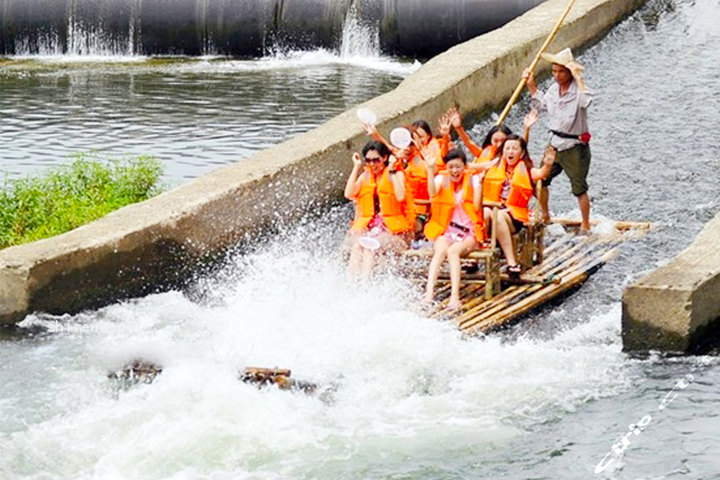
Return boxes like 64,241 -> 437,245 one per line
482,159 -> 534,223
474,145 -> 497,163
351,168 -> 414,234
401,177 -> 417,227
404,159 -> 429,215
424,172 -> 485,242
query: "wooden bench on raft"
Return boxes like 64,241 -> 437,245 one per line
403,197 -> 546,300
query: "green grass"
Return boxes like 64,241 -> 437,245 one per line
0,154 -> 164,249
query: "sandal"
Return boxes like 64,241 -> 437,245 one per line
507,264 -> 522,277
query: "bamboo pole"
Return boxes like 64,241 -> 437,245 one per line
495,0 -> 580,126
454,286 -> 524,325
465,248 -> 619,334
455,284 -> 524,319
437,272 -> 561,285
541,232 -> 577,257
462,248 -> 617,333
454,233 -> 584,326
455,235 -> 619,330
419,218 -> 649,332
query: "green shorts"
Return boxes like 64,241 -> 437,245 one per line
541,143 -> 591,196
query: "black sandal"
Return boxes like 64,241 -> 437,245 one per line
507,264 -> 522,277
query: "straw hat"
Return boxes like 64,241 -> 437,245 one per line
541,48 -> 583,69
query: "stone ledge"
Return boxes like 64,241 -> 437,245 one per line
623,211 -> 720,352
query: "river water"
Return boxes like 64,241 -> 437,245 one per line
2,0 -> 720,479
0,51 -> 415,186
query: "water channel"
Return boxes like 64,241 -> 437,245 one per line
1,0 -> 720,478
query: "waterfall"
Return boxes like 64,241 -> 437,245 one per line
199,0 -> 216,56
14,30 -> 63,56
339,0 -> 380,57
128,0 -> 141,55
9,0 -> 140,56
65,0 -> 136,56
2,0 -> 546,58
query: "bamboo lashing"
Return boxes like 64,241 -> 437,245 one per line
463,249 -> 620,334
495,0 -> 580,127
418,223 -> 647,332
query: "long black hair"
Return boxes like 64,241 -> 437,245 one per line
481,124 -> 513,149
411,120 -> 434,138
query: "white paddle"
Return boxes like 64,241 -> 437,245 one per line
390,127 -> 412,149
356,108 -> 377,126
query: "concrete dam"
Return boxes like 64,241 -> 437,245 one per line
0,0 -> 546,57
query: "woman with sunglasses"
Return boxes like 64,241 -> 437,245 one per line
344,140 -> 415,280
361,115 -> 450,237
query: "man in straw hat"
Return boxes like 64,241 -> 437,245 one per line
523,47 -> 593,232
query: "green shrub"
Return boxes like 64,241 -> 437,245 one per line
0,154 -> 164,249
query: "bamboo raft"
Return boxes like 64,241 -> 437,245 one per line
403,218 -> 651,335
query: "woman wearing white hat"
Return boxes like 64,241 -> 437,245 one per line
523,47 -> 593,232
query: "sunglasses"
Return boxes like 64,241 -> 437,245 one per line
364,157 -> 383,164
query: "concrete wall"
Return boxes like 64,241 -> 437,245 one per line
623,211 -> 720,353
1,0 -> 545,57
0,0 -> 647,324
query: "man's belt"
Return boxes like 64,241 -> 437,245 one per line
550,129 -> 591,143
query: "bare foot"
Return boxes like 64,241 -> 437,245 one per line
422,295 -> 434,306
447,298 -> 462,310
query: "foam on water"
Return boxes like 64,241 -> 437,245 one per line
187,49 -> 421,76
3,220 -> 638,479
3,50 -> 419,77
8,54 -> 150,64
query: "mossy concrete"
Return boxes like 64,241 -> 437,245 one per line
623,211 -> 720,353
0,0 -> 646,324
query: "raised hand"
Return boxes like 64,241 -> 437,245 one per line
523,67 -> 537,94
438,114 -> 451,136
362,122 -> 378,137
352,152 -> 363,168
448,107 -> 462,128
411,135 -> 423,153
542,146 -> 556,166
524,109 -> 540,129
388,155 -> 398,170
393,147 -> 411,161
522,68 -> 534,83
423,152 -> 436,173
